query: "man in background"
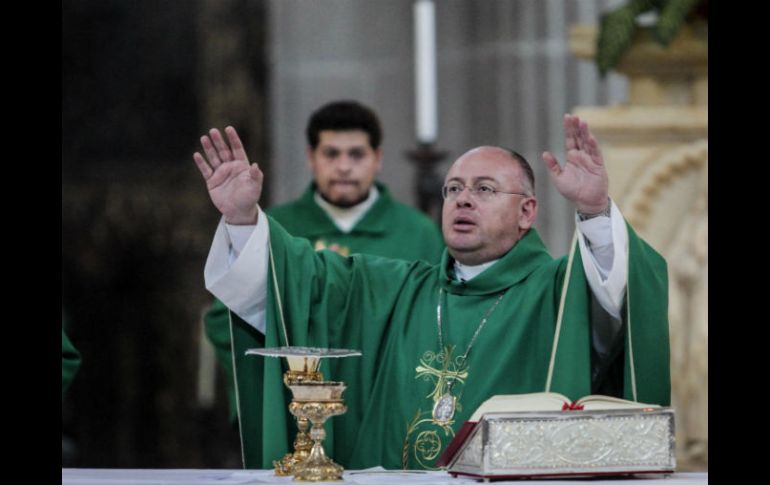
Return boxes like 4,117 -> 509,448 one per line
204,100 -> 444,423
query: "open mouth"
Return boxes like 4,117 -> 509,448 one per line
452,215 -> 476,231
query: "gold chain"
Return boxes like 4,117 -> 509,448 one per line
436,288 -> 507,369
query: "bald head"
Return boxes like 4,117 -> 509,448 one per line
441,146 -> 539,265
451,146 -> 535,195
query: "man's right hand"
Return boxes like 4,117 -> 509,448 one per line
193,126 -> 264,225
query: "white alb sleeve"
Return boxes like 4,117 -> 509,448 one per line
575,200 -> 628,319
204,207 -> 269,333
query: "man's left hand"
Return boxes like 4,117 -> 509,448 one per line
541,114 -> 609,215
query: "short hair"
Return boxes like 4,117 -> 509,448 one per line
306,100 -> 382,150
505,149 -> 535,195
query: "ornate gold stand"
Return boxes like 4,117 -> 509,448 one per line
273,362 -> 324,476
288,382 -> 348,482
273,415 -> 314,475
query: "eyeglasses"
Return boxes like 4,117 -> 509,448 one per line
441,182 -> 530,202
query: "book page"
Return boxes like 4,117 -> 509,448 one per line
470,393 -> 661,420
575,394 -> 660,410
470,392 -> 570,420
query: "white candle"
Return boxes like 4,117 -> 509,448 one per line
414,0 -> 437,144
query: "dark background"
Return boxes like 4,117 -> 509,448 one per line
62,0 -> 269,467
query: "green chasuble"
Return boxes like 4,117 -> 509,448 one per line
206,181 -> 444,422
268,181 -> 444,263
229,217 -> 670,470
62,328 -> 81,395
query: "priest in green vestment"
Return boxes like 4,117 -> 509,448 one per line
193,114 -> 670,470
204,100 -> 444,424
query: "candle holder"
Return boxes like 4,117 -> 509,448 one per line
406,143 -> 449,221
246,347 -> 361,480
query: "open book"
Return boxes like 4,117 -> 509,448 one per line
469,392 -> 660,420
437,392 -> 673,476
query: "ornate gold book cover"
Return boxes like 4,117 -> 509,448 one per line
442,406 -> 675,479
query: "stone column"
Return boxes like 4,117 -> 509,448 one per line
569,23 -> 708,470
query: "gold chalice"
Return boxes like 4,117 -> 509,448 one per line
246,346 -> 361,479
288,381 -> 348,482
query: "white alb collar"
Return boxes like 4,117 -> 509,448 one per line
313,185 -> 380,233
453,258 -> 499,282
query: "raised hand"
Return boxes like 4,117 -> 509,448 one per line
541,114 -> 609,215
193,126 -> 264,225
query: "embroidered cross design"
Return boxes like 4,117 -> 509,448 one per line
415,346 -> 468,403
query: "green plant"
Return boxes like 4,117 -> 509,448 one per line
596,0 -> 708,76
